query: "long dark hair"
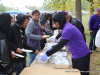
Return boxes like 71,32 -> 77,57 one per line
41,13 -> 52,28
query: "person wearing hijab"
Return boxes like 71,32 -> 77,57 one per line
41,13 -> 53,36
9,14 -> 39,75
55,11 -> 86,42
41,12 -> 90,75
0,13 -> 14,75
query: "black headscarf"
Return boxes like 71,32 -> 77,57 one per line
15,14 -> 29,26
0,13 -> 11,36
52,12 -> 66,29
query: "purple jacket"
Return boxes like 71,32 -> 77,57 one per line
89,14 -> 100,32
25,19 -> 43,50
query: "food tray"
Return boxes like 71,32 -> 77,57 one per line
45,43 -> 67,50
46,36 -> 57,42
35,52 -> 50,64
52,52 -> 67,57
43,35 -> 50,38
35,59 -> 49,64
50,56 -> 72,69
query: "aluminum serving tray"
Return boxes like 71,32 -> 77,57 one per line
50,56 -> 72,69
35,59 -> 49,64
45,43 -> 67,50
35,52 -> 50,64
52,52 -> 67,57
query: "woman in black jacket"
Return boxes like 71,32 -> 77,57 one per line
41,13 -> 58,36
41,13 -> 53,36
0,13 -> 14,75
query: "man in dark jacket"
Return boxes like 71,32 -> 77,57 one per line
55,11 -> 86,42
9,14 -> 39,75
0,13 -> 14,75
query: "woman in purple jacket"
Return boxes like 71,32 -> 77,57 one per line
41,12 -> 90,75
25,10 -> 47,66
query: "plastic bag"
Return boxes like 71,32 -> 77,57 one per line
95,29 -> 100,47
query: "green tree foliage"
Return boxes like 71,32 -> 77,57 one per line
40,6 -> 47,11
28,6 -> 40,10
6,7 -> 13,11
82,1 -> 90,11
87,0 -> 100,15
0,3 -> 15,13
43,0 -> 75,12
0,3 -> 6,13
92,0 -> 100,8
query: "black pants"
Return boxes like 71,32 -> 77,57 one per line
72,53 -> 90,75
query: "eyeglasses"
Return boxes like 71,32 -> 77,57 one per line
66,16 -> 70,19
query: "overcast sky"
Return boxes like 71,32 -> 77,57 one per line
1,0 -> 44,9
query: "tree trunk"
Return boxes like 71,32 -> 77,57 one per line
75,0 -> 82,22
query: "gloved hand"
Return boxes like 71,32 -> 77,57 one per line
52,39 -> 56,43
41,53 -> 48,61
46,48 -> 51,52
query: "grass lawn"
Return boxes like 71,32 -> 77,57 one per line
82,14 -> 100,75
26,14 -> 100,75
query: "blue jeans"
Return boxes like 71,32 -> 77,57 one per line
13,59 -> 26,75
89,32 -> 97,51
28,53 -> 37,66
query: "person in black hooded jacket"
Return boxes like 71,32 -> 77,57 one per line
0,13 -> 14,75
9,14 -> 40,75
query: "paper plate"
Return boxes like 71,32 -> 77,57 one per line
12,53 -> 24,58
43,35 -> 50,38
21,49 -> 33,52
15,54 -> 24,58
